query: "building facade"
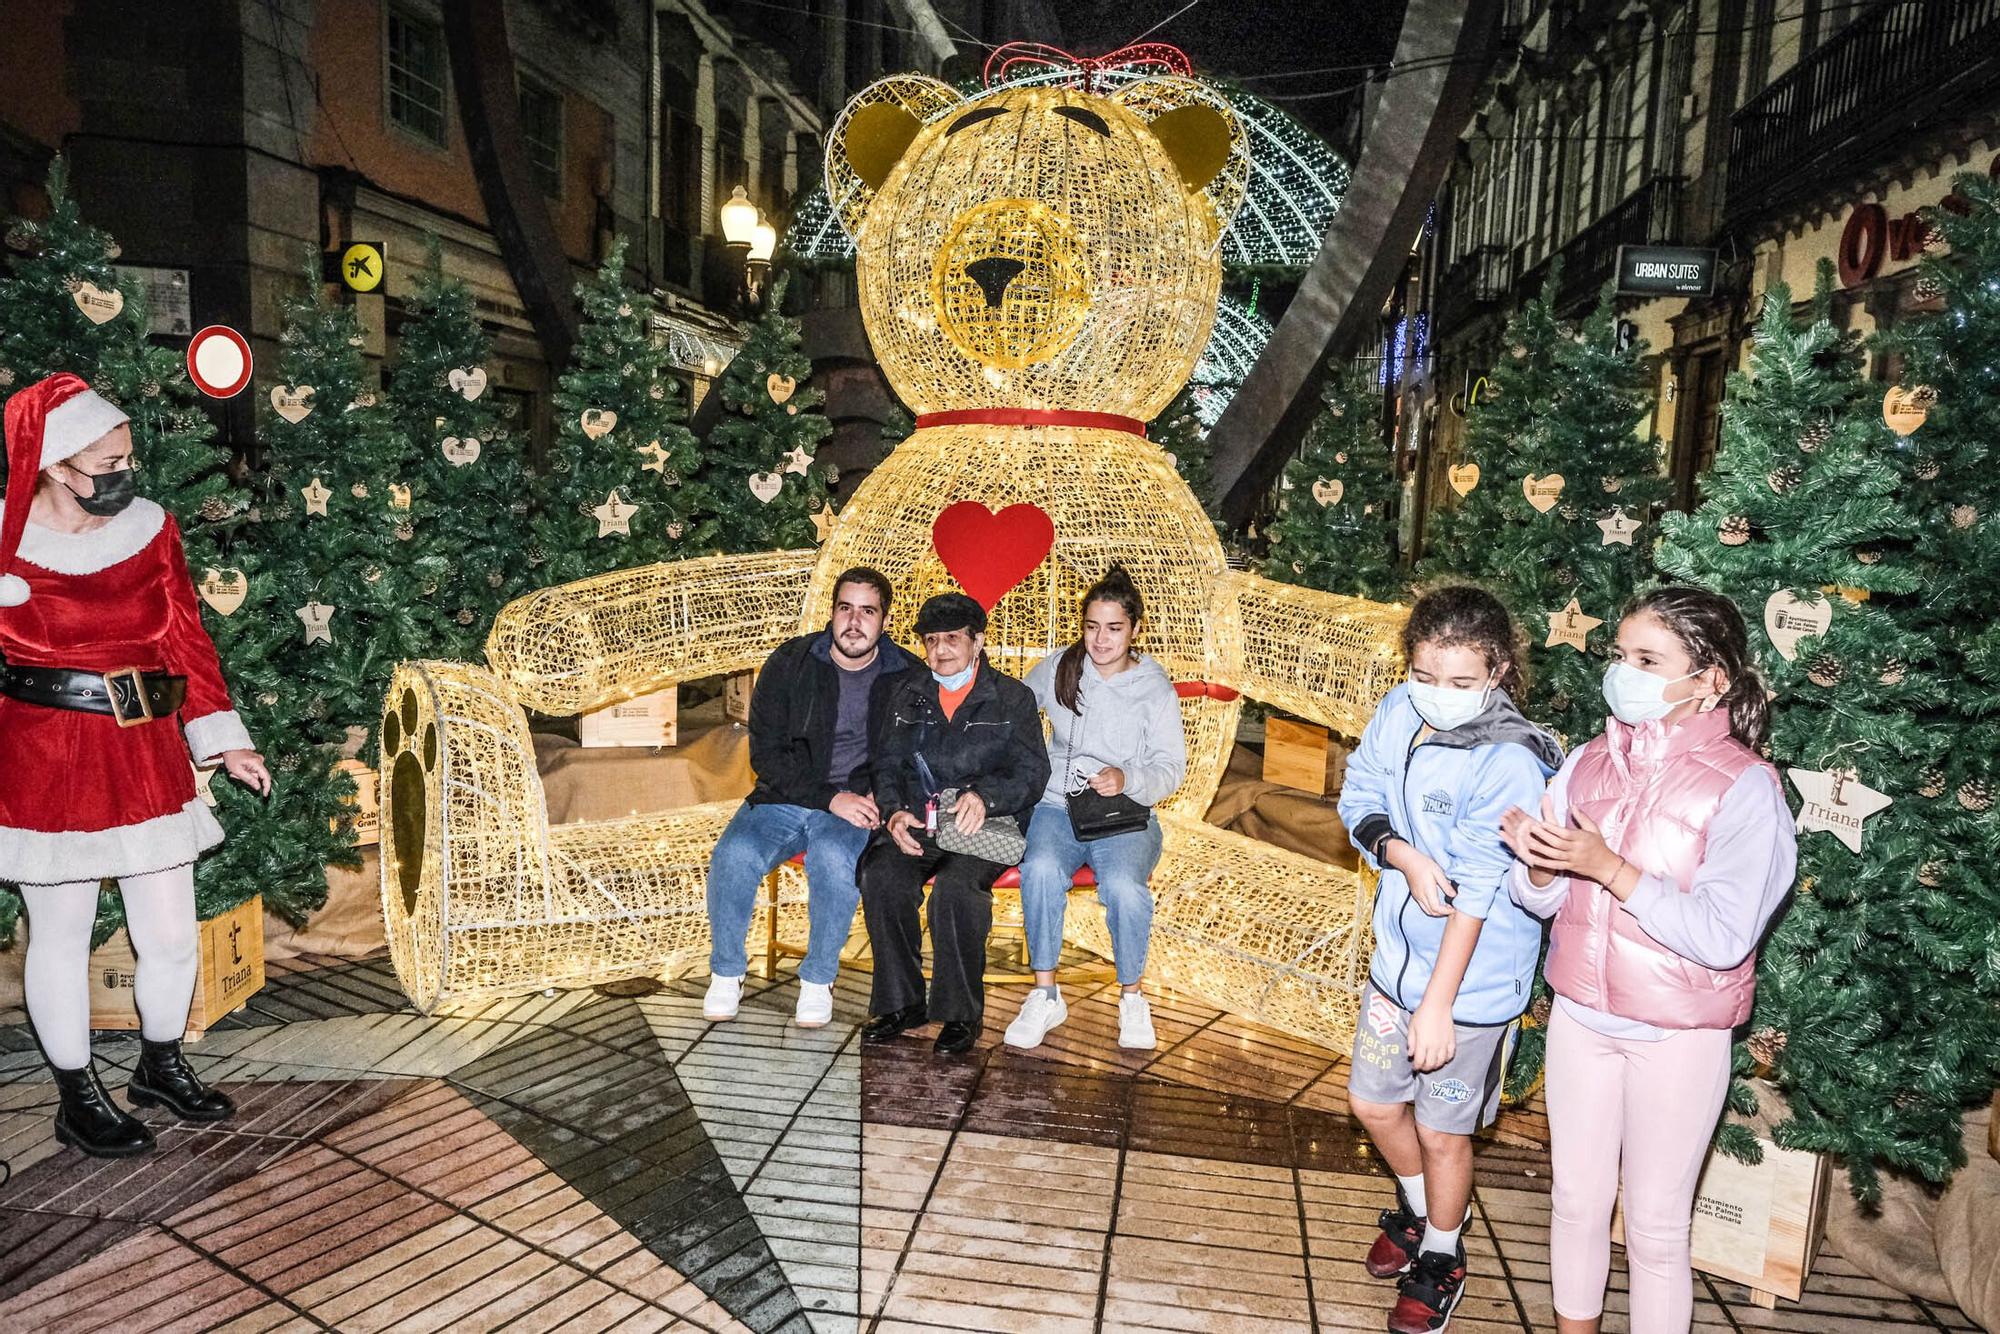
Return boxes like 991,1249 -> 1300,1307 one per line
1409,0 -> 2000,545
0,0 -> 1050,465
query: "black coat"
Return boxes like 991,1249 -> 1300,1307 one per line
746,629 -> 920,810
873,655 -> 1052,823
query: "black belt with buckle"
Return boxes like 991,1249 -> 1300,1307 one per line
0,664 -> 188,726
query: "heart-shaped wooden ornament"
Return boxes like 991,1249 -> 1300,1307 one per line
766,373 -> 796,404
749,471 -> 784,503
931,501 -> 1056,611
1448,463 -> 1480,496
442,436 -> 482,466
271,384 -> 316,423
1763,590 -> 1833,662
1523,473 -> 1566,512
198,567 -> 248,616
448,366 -> 488,400
580,408 -> 617,439
71,281 -> 124,324
1311,477 -> 1344,506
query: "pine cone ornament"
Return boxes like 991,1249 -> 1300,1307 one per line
1510,343 -> 1527,359
199,496 -> 231,522
1855,548 -> 1881,565
1746,1027 -> 1788,1068
1601,476 -> 1623,494
487,571 -> 506,589
1554,566 -> 1577,586
1877,657 -> 1907,685
1718,515 -> 1751,545
395,521 -> 415,542
3,224 -> 31,251
420,579 -> 438,596
363,565 -> 384,584
1334,452 -> 1348,464
1956,778 -> 1992,812
350,482 -> 370,499
1530,994 -> 1552,1025
1910,384 -> 1939,409
277,752 -> 302,773
666,522 -> 685,540
306,695 -> 329,720
1918,860 -> 1946,887
1919,768 -> 1946,798
0,367 -> 14,387
527,545 -> 546,566
1950,504 -> 1978,529
1768,464 -> 1803,494
648,382 -> 665,400
1913,272 -> 1943,302
1549,691 -> 1574,715
1559,503 -> 1581,521
258,691 -> 280,708
1915,458 -> 1941,481
455,608 -> 476,626
1798,419 -> 1831,453
1806,654 -> 1844,688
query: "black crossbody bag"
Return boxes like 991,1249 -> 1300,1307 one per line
1061,692 -> 1152,842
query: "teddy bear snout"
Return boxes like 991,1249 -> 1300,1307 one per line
964,256 -> 1026,309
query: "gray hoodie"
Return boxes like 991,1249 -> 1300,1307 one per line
1025,650 -> 1188,807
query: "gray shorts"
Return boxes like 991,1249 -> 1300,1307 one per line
1346,984 -> 1518,1134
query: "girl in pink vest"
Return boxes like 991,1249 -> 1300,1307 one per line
1501,587 -> 1797,1334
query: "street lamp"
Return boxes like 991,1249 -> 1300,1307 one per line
719,185 -> 777,313
719,185 -> 759,249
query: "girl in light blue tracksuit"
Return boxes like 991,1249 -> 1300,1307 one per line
1336,586 -> 1561,1334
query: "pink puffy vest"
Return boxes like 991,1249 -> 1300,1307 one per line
1544,708 -> 1774,1030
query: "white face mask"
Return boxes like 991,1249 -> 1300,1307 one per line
1602,661 -> 1702,725
1407,674 -> 1494,732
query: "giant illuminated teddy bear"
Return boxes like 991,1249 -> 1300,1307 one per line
377,65 -> 1407,1052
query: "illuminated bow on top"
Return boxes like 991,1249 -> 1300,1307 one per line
982,41 -> 1195,92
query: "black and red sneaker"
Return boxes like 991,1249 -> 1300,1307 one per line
1388,1244 -> 1466,1333
1364,1198 -> 1425,1278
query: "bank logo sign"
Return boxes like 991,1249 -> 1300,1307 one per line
1616,244 -> 1717,297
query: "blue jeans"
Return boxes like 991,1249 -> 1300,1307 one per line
1018,798 -> 1162,985
706,801 -> 869,985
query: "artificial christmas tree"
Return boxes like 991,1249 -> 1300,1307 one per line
388,239 -> 531,657
1264,363 -> 1400,598
533,240 -> 703,584
1419,276 -> 1661,747
1659,270 -> 1954,1195
702,273 -> 830,552
0,163 -> 348,939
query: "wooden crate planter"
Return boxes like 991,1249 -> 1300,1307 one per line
1263,716 -> 1333,795
1614,1133 -> 1831,1307
88,894 -> 265,1040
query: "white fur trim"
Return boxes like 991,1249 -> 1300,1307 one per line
0,573 -> 26,606
0,798 -> 224,886
184,710 -> 254,765
15,498 -> 166,575
40,387 -> 129,468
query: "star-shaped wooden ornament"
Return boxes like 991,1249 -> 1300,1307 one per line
593,490 -> 635,538
1787,765 -> 1892,854
1545,598 -> 1602,652
1597,507 -> 1640,546
635,440 -> 671,474
295,601 -> 335,645
812,508 -> 836,542
301,476 -> 331,516
780,445 -> 813,476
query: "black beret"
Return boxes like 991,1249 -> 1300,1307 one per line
913,592 -> 987,636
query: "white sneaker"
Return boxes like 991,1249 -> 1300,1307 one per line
703,973 -> 743,1020
795,981 -> 834,1028
1118,991 -> 1156,1049
1003,989 -> 1068,1049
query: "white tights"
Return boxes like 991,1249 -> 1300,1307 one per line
21,866 -> 199,1069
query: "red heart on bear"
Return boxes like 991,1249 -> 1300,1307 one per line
931,501 -> 1055,611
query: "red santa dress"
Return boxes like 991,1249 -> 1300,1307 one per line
0,374 -> 251,886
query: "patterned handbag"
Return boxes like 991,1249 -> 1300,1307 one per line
932,787 -> 1027,865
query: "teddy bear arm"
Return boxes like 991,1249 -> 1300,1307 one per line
1207,569 -> 1409,739
485,550 -> 818,717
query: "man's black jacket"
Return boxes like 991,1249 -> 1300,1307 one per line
873,655 -> 1052,824
746,628 -> 920,810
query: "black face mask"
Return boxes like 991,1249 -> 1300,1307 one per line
62,466 -> 138,517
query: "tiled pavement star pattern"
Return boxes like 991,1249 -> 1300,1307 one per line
0,946 -> 1984,1333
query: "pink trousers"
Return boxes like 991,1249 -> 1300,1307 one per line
1545,1003 -> 1732,1333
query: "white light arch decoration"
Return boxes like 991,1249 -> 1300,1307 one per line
785,72 -> 1347,268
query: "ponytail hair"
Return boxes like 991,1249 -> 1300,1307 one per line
1055,564 -> 1145,713
1624,585 -> 1770,750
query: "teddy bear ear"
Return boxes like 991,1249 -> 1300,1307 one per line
825,75 -> 963,242
1111,77 -> 1250,240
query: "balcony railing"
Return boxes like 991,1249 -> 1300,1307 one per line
1433,244 -> 1513,333
1523,174 -> 1684,311
1726,0 -> 2000,225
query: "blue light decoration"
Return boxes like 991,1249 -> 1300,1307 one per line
785,60 -> 1349,268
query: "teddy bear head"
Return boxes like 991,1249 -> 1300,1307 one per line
825,73 -> 1248,421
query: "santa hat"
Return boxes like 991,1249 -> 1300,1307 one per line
1,372 -> 131,607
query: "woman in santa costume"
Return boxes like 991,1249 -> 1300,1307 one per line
0,371 -> 270,1158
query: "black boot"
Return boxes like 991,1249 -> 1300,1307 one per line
52,1063 -> 155,1158
127,1038 -> 235,1122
